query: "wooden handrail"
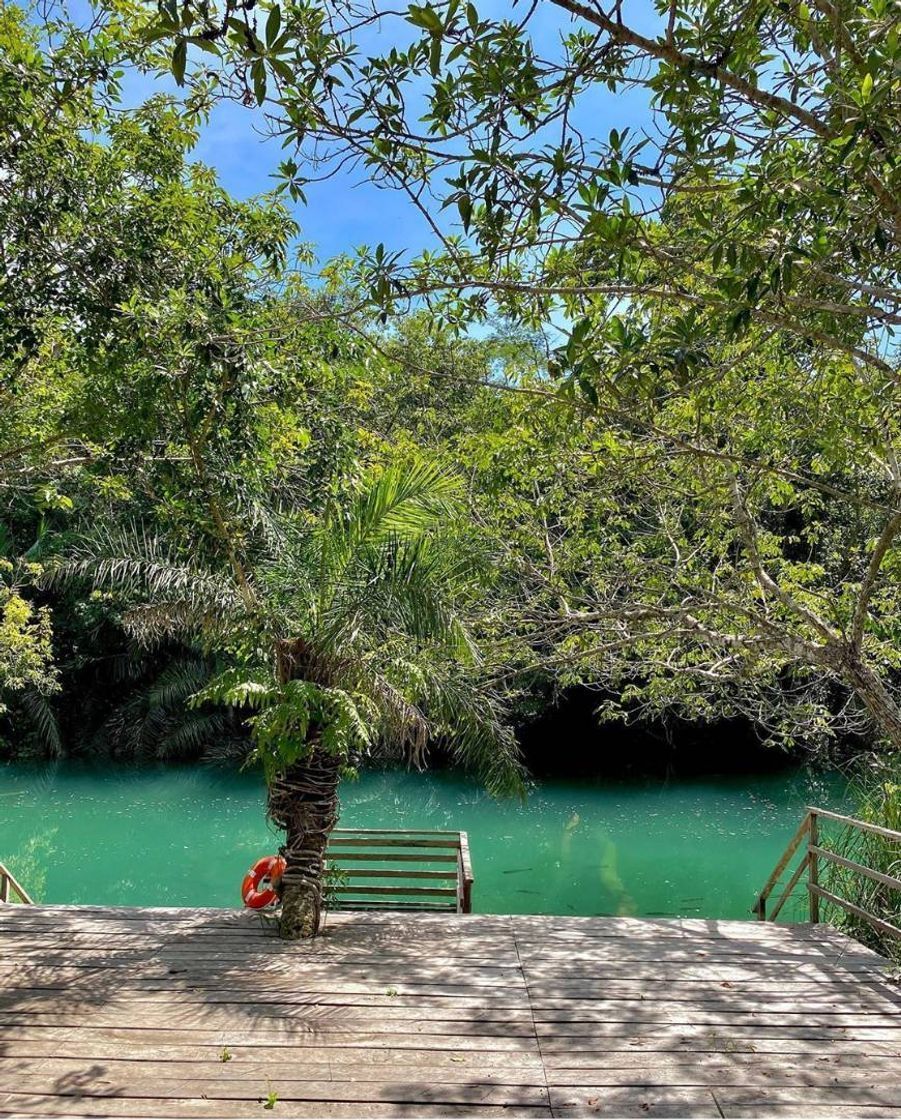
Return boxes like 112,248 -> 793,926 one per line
810,844 -> 901,894
805,806 -> 901,843
753,812 -> 811,919
0,862 -> 33,905
768,852 -> 810,922
808,884 -> 901,942
753,806 -> 901,941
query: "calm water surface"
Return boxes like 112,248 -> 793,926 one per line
0,763 -> 844,919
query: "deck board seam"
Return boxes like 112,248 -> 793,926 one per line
511,916 -> 555,1120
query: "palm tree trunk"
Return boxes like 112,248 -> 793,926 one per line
267,742 -> 341,939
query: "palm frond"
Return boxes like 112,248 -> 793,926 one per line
311,461 -> 462,623
413,663 -> 526,798
347,460 -> 461,543
46,523 -> 246,646
344,651 -> 524,797
19,690 -> 63,757
158,711 -> 230,759
201,735 -> 257,768
102,650 -> 154,685
316,531 -> 477,662
357,668 -> 430,763
145,657 -> 212,709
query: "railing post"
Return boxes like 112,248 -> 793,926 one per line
0,871 -> 7,904
808,810 -> 819,924
458,832 -> 473,914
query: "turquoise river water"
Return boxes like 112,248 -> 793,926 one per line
0,762 -> 845,919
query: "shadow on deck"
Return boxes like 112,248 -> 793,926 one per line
0,905 -> 899,1117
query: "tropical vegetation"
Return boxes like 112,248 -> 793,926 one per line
1,0 -> 900,934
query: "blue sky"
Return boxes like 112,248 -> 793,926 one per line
105,1 -> 661,269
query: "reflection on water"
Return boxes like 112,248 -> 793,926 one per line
0,761 -> 845,918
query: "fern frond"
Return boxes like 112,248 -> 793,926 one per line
194,666 -> 277,710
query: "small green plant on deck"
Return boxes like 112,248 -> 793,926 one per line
321,863 -> 348,909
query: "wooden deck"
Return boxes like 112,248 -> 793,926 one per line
0,906 -> 899,1118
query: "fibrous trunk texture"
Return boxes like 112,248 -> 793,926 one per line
267,744 -> 341,939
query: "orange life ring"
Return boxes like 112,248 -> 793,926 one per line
241,855 -> 286,909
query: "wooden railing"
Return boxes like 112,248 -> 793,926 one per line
753,806 -> 901,942
325,829 -> 474,913
0,862 -> 33,905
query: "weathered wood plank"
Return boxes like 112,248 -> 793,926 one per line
538,1025 -> 901,1044
720,1107 -> 901,1118
0,1078 -> 552,1107
0,1002 -> 537,1026
538,1051 -> 901,1074
551,1081 -> 901,1109
0,1015 -> 540,1039
0,1025 -> 542,1051
545,1066 -> 901,1089
8,1053 -> 901,1085
0,1055 -> 546,1080
7,986 -> 897,1017
718,1085 -> 901,1110
550,1087 -> 721,1117
0,1042 -> 545,1067
0,1099 -> 551,1118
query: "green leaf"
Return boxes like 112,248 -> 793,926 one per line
861,72 -> 874,101
266,6 -> 282,49
429,35 -> 442,77
252,58 -> 267,104
171,38 -> 187,86
407,4 -> 444,33
187,36 -> 222,57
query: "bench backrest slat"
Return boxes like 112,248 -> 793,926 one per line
325,829 -> 472,913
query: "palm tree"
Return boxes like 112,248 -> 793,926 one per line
56,461 -> 524,937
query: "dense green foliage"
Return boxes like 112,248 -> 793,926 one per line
2,0 -> 901,783
143,0 -> 901,756
821,762 -> 901,960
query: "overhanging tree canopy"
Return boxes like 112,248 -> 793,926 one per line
137,0 -> 901,748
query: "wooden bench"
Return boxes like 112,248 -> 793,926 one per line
324,829 -> 473,913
